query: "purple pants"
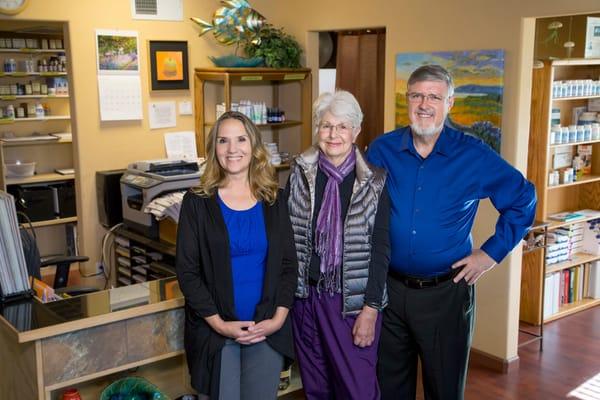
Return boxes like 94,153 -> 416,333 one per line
292,286 -> 382,400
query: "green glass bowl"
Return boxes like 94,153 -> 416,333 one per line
209,55 -> 264,67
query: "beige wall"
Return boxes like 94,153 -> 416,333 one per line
247,0 -> 600,361
3,0 -> 600,363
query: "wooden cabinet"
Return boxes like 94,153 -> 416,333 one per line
520,59 -> 600,325
194,67 -> 312,181
0,24 -> 78,258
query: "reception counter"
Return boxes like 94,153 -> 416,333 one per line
0,277 -> 190,399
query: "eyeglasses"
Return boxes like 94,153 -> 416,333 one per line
318,122 -> 352,134
406,92 -> 447,104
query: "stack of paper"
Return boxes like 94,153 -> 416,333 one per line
144,190 -> 185,223
0,191 -> 31,299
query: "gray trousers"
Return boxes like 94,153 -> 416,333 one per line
218,339 -> 284,400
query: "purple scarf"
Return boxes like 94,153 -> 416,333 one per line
315,148 -> 357,294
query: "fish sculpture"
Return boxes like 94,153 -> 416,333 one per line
191,0 -> 266,46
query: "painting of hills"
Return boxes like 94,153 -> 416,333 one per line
395,49 -> 504,153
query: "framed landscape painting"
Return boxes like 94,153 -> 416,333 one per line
395,49 -> 505,153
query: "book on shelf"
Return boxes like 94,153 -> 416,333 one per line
549,212 -> 586,222
55,168 -> 74,175
578,209 -> 600,218
590,261 -> 600,299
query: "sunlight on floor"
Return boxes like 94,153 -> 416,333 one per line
568,371 -> 600,400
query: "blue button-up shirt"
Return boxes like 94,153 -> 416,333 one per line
367,126 -> 536,277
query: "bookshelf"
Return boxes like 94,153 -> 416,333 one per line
0,23 -> 78,259
520,59 -> 600,325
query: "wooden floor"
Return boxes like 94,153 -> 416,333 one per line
281,305 -> 600,399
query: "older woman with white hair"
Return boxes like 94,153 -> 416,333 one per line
285,90 -> 390,399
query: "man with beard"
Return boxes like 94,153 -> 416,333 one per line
366,64 -> 536,400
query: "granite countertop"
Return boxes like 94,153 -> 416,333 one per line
0,277 -> 183,343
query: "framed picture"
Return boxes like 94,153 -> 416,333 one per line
149,40 -> 189,90
395,49 -> 505,153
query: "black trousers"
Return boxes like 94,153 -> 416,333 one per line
377,275 -> 475,400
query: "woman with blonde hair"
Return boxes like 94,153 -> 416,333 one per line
176,111 -> 298,400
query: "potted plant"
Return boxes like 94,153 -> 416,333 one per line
243,24 -> 302,68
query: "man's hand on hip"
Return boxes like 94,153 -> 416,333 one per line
451,249 -> 496,285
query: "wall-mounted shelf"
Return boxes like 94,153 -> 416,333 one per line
5,172 -> 74,185
0,72 -> 67,77
1,116 -> 70,124
0,48 -> 65,54
552,94 -> 600,101
26,216 -> 77,228
547,174 -> 600,190
550,139 -> 600,148
1,137 -> 71,147
544,298 -> 600,323
204,120 -> 303,129
546,253 -> 600,274
0,95 -> 69,100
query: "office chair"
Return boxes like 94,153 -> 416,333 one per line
20,220 -> 98,296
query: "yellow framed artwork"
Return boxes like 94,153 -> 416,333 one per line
149,40 -> 189,90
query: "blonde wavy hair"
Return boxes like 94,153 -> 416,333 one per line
194,111 -> 278,204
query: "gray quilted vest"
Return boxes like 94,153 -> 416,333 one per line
287,146 -> 387,315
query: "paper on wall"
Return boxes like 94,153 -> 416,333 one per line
149,101 -> 177,129
164,131 -> 198,160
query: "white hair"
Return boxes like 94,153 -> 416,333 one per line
312,90 -> 363,135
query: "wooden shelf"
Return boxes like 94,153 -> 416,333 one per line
544,298 -> 600,323
26,216 -> 77,228
0,72 -> 67,77
550,139 -> 600,148
546,213 -> 600,230
547,174 -> 600,190
204,120 -> 303,129
546,253 -> 600,274
1,137 -> 71,147
552,94 -> 600,101
552,58 -> 600,66
0,95 -> 69,100
0,48 -> 65,54
1,115 -> 70,123
6,172 -> 74,185
195,67 -> 311,83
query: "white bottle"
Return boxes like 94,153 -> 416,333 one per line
35,102 -> 44,118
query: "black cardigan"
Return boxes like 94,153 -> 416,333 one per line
175,189 -> 298,395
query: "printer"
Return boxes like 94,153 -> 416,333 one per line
120,159 -> 201,238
